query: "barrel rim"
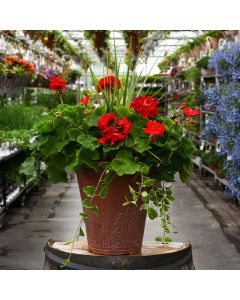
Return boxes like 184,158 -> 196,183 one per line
44,239 -> 193,270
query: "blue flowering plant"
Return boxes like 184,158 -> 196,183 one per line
203,42 -> 240,198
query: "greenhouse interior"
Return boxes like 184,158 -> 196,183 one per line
0,29 -> 240,270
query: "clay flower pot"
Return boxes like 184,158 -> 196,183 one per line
76,169 -> 147,255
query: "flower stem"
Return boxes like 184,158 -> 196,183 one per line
59,94 -> 63,104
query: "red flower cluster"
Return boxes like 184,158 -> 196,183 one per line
50,77 -> 66,91
4,56 -> 35,73
96,76 -> 121,93
80,95 -> 90,104
130,96 -> 159,118
180,105 -> 200,117
144,121 -> 165,141
98,113 -> 132,145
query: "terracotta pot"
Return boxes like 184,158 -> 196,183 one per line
76,169 -> 147,255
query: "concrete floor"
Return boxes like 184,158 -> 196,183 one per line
0,175 -> 240,269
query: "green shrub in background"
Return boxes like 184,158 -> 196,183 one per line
0,129 -> 32,149
0,104 -> 45,130
36,90 -> 77,109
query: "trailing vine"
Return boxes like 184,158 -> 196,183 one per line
158,30 -> 224,72
84,30 -> 114,68
122,30 -> 149,71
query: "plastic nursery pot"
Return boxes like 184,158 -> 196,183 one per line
76,169 -> 147,256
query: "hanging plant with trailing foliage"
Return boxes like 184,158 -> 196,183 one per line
23,30 -> 79,60
158,30 -> 224,72
84,30 -> 114,68
122,30 -> 149,71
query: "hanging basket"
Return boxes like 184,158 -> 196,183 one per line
0,74 -> 31,97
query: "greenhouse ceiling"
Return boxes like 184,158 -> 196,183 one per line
62,30 -> 205,75
0,30 -> 206,76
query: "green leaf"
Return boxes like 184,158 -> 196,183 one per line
83,186 -> 96,197
19,157 -> 37,177
92,205 -> 99,216
29,135 -> 48,150
79,227 -> 85,237
148,207 -> 158,220
60,258 -> 71,269
179,159 -> 192,182
129,185 -> 137,196
47,167 -> 68,183
78,134 -> 99,151
87,106 -> 107,127
82,199 -> 93,208
68,128 -> 80,140
35,118 -> 53,133
141,191 -> 148,198
163,236 -> 172,243
111,150 -> 140,176
80,212 -> 88,220
125,135 -> 135,147
103,143 -> 120,153
69,129 -> 99,151
155,236 -> 163,242
140,164 -> 149,175
140,203 -> 149,211
166,139 -> 178,151
134,138 -> 150,153
99,185 -> 108,198
69,148 -> 99,172
143,178 -> 155,187
114,106 -> 133,118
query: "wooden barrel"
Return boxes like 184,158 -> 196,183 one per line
44,240 -> 194,270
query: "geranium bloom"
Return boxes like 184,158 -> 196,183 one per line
179,104 -> 187,109
96,76 -> 121,93
183,107 -> 200,117
80,95 -> 90,104
144,120 -> 165,141
50,77 -> 66,91
130,96 -> 159,118
98,113 -> 132,145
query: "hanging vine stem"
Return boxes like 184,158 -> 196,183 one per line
148,150 -> 164,163
60,168 -> 109,268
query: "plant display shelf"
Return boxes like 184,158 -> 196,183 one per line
44,240 -> 194,270
201,110 -> 216,115
0,149 -> 40,228
192,156 -> 230,191
200,139 -> 217,147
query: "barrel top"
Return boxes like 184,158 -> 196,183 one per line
49,240 -> 190,257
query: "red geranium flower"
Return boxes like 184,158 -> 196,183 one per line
130,96 -> 159,118
80,95 -> 90,104
144,120 -> 165,141
183,107 -> 200,117
96,76 -> 121,93
50,77 -> 66,91
179,104 -> 187,109
98,113 -> 116,129
98,113 -> 132,145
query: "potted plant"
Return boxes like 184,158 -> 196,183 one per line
21,54 -> 197,264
